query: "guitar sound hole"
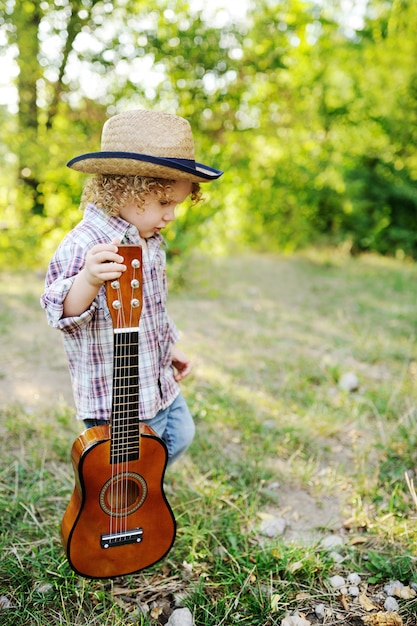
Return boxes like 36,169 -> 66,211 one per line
99,472 -> 147,517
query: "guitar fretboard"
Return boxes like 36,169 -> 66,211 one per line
111,329 -> 140,464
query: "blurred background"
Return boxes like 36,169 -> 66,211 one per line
0,0 -> 416,267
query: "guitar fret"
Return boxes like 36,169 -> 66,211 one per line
111,437 -> 139,444
112,404 -> 138,411
112,444 -> 139,452
110,451 -> 139,463
112,414 -> 139,421
112,426 -> 138,433
112,406 -> 138,413
112,411 -> 139,420
113,387 -> 137,394
113,394 -> 137,400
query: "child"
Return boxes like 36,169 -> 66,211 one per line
41,109 -> 223,465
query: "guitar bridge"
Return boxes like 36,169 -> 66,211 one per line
101,527 -> 143,549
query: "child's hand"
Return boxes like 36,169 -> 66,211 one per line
63,239 -> 126,317
171,345 -> 192,382
84,239 -> 126,287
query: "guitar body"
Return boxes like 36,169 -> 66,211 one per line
61,423 -> 176,579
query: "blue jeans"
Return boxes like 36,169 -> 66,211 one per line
83,393 -> 195,467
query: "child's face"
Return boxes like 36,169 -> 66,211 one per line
119,179 -> 192,239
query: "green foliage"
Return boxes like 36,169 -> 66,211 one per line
360,550 -> 417,585
344,158 -> 417,256
1,0 -> 417,266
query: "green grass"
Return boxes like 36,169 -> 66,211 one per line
1,250 -> 417,625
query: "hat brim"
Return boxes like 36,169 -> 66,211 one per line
67,151 -> 223,183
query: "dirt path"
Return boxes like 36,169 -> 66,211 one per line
0,277 -> 74,411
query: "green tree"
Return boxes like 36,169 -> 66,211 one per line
1,0 -> 240,264
341,0 -> 417,255
1,0 -> 417,266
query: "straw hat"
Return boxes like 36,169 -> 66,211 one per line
67,109 -> 223,183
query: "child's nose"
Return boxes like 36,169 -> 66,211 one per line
163,206 -> 176,222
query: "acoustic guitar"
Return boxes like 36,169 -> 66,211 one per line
61,245 -> 176,579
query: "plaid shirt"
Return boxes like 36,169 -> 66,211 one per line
40,203 -> 180,422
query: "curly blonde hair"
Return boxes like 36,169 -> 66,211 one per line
80,175 -> 202,216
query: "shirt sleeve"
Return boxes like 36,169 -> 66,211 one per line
167,312 -> 180,344
40,237 -> 99,334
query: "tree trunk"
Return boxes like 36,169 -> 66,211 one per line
12,0 -> 44,215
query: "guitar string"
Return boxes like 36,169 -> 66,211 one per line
111,283 -> 121,538
120,280 -> 127,537
118,261 -> 140,536
122,265 -> 136,535
125,262 -> 140,534
109,305 -> 116,538
111,277 -> 128,538
120,274 -> 129,536
121,272 -> 130,536
109,303 -> 116,537
126,266 -> 139,534
118,316 -> 125,537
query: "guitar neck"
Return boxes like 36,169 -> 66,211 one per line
105,245 -> 144,465
111,329 -> 140,464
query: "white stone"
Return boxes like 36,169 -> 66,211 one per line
384,596 -> 400,612
329,575 -> 346,589
166,608 -> 194,626
348,586 -> 360,597
347,573 -> 361,585
34,582 -> 53,594
338,372 -> 359,391
259,516 -> 286,538
269,482 -> 280,490
281,615 -> 311,626
314,604 -> 326,619
0,595 -> 13,609
320,535 -> 344,550
384,580 -> 404,596
329,551 -> 344,564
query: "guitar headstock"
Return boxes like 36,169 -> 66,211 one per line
105,245 -> 143,329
